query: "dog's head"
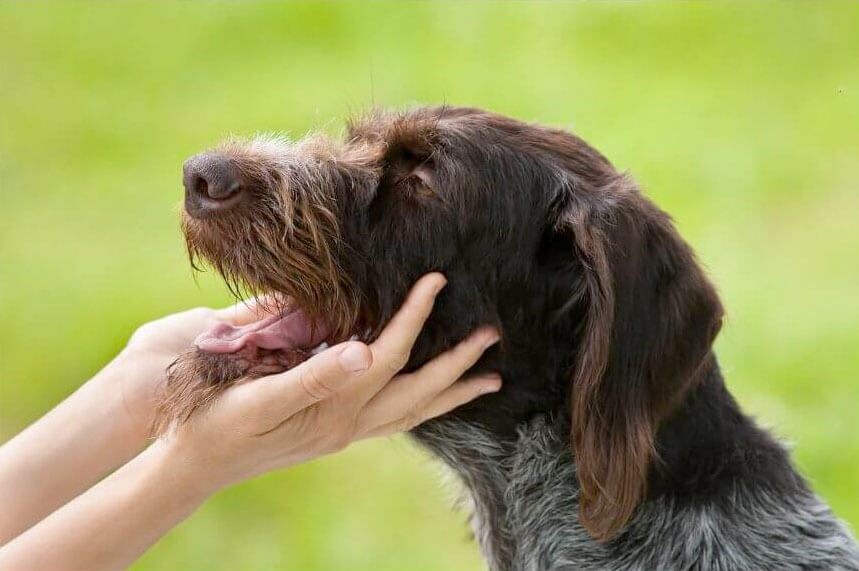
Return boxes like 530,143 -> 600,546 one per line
168,106 -> 723,540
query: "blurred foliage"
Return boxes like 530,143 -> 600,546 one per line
1,2 -> 857,569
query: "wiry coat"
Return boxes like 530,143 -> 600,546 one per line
418,378 -> 859,570
167,106 -> 859,570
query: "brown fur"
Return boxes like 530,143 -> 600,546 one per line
161,107 -> 725,540
560,178 -> 723,539
182,137 -> 364,336
153,347 -> 308,435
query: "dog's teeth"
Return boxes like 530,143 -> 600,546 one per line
310,342 -> 329,355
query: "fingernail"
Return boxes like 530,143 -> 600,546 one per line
479,376 -> 502,394
339,343 -> 371,372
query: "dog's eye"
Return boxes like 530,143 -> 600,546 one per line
414,181 -> 435,198
411,164 -> 436,198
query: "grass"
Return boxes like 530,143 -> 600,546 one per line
1,2 -> 857,569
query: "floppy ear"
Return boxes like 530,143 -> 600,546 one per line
557,177 -> 723,540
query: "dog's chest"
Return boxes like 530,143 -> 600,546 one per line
411,416 -> 859,571
412,416 -> 609,571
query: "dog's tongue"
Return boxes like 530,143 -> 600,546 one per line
195,309 -> 329,354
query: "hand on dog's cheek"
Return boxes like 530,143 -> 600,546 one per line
155,273 -> 501,494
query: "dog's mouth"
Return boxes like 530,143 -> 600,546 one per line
194,305 -> 334,373
153,301 -> 348,434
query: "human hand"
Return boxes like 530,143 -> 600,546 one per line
0,296 -> 274,547
155,273 -> 501,494
108,298 -> 270,437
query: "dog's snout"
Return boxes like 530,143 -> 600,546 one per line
183,153 -> 247,218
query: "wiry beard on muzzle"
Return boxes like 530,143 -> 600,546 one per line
154,136 -> 382,436
155,175 -> 361,436
180,167 -> 360,340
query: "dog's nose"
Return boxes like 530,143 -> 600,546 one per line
183,153 -> 246,217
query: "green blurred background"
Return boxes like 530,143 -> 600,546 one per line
1,2 -> 857,569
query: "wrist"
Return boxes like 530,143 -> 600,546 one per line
99,347 -> 167,438
142,438 -> 220,503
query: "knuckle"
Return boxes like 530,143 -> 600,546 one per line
252,395 -> 284,428
385,350 -> 411,374
463,334 -> 488,356
398,406 -> 425,432
398,303 -> 431,330
298,366 -> 333,401
128,324 -> 153,344
450,337 -> 487,367
188,306 -> 216,322
325,431 -> 352,454
414,302 -> 433,322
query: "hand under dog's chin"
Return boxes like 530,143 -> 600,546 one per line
154,305 -> 335,434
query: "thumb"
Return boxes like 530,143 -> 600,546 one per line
253,341 -> 374,419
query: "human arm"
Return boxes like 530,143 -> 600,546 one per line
0,273 -> 501,570
0,301 -> 270,544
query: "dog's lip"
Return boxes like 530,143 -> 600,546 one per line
184,191 -> 246,220
195,307 -> 331,354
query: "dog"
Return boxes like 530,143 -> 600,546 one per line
161,106 -> 859,570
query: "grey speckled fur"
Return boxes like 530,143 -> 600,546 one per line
414,416 -> 859,571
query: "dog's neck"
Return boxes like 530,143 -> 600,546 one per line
417,273 -> 585,437
412,359 -> 822,570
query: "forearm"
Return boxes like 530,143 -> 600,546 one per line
0,439 -> 211,571
0,354 -> 152,544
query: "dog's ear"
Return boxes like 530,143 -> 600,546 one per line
555,177 -> 723,540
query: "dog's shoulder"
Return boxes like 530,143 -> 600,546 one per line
505,417 -> 859,571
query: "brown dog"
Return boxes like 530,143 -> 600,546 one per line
159,107 -> 859,570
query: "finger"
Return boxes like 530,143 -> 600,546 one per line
249,341 -> 373,420
357,326 -> 500,428
409,325 -> 500,387
370,273 -> 447,375
363,374 -> 502,439
213,294 -> 277,325
419,374 -> 502,422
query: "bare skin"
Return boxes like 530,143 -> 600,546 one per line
0,273 -> 501,570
